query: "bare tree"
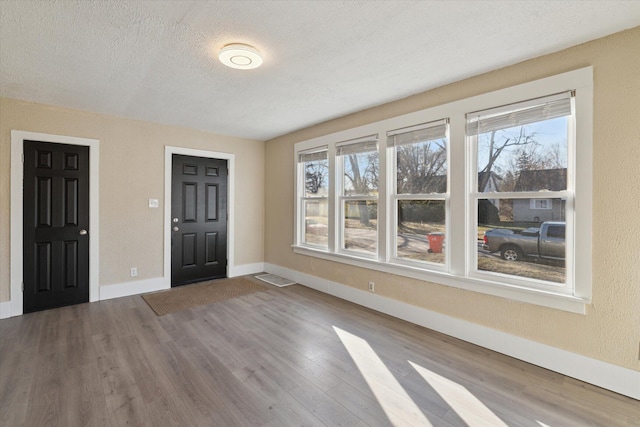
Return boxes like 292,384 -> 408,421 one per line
344,153 -> 377,194
396,140 -> 447,194
478,127 -> 537,192
344,153 -> 378,225
498,142 -> 568,192
541,141 -> 567,170
305,161 -> 328,195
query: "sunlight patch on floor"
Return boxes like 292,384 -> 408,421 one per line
333,326 -> 433,427
409,360 -> 508,427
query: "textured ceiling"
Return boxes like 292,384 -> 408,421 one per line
1,1 -> 639,141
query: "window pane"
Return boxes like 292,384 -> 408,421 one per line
397,200 -> 445,264
477,198 -> 565,283
303,199 -> 328,248
303,158 -> 328,197
343,200 -> 377,254
476,117 -> 568,193
343,151 -> 378,196
396,138 -> 447,194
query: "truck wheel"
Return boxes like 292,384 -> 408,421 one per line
501,246 -> 522,261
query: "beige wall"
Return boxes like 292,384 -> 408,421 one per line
0,98 -> 265,299
265,27 -> 640,370
1,27 -> 637,372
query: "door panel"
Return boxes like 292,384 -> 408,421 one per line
171,155 -> 228,286
205,232 -> 218,264
64,241 -> 79,287
183,182 -> 197,222
206,184 -> 218,220
36,242 -> 52,291
64,178 -> 79,225
37,177 -> 52,226
24,141 -> 90,313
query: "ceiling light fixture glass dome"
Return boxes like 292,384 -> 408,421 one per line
219,43 -> 263,70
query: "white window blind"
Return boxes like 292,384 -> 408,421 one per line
299,148 -> 328,163
387,119 -> 448,147
466,91 -> 573,135
336,135 -> 378,156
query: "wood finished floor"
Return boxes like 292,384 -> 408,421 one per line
1,278 -> 638,426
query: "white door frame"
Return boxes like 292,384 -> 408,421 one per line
10,130 -> 100,317
164,146 -> 235,285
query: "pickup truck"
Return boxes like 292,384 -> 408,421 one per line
482,221 -> 565,261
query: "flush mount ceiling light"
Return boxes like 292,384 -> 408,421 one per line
219,43 -> 263,70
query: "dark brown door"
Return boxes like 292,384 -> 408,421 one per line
171,155 -> 228,286
23,141 -> 90,313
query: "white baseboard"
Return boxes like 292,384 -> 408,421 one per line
3,265 -> 265,318
264,263 -> 640,400
0,301 -> 11,319
99,277 -> 169,301
228,262 -> 265,278
101,263 -> 265,300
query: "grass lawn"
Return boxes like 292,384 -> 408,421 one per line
305,218 -> 563,282
477,256 -> 565,283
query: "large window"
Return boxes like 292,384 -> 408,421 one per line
468,92 -> 573,288
337,136 -> 379,257
298,148 -> 329,248
293,68 -> 592,313
389,120 -> 448,266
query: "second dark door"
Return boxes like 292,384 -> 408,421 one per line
171,155 -> 228,286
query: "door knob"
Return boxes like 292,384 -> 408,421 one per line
172,226 -> 179,232
172,217 -> 179,223
79,229 -> 88,235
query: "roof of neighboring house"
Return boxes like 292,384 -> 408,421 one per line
401,171 -> 503,194
478,171 -> 503,192
514,168 -> 567,191
478,171 -> 502,183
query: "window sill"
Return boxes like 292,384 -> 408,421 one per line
292,245 -> 589,314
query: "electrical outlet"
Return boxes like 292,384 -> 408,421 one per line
130,267 -> 138,277
368,281 -> 375,292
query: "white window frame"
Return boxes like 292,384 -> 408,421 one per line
467,91 -> 575,294
389,119 -> 450,272
292,67 -> 592,314
336,135 -> 380,259
298,147 -> 330,250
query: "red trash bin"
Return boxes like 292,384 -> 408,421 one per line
427,232 -> 444,253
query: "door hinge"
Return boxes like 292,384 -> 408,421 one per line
21,282 -> 24,292
22,153 -> 24,163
